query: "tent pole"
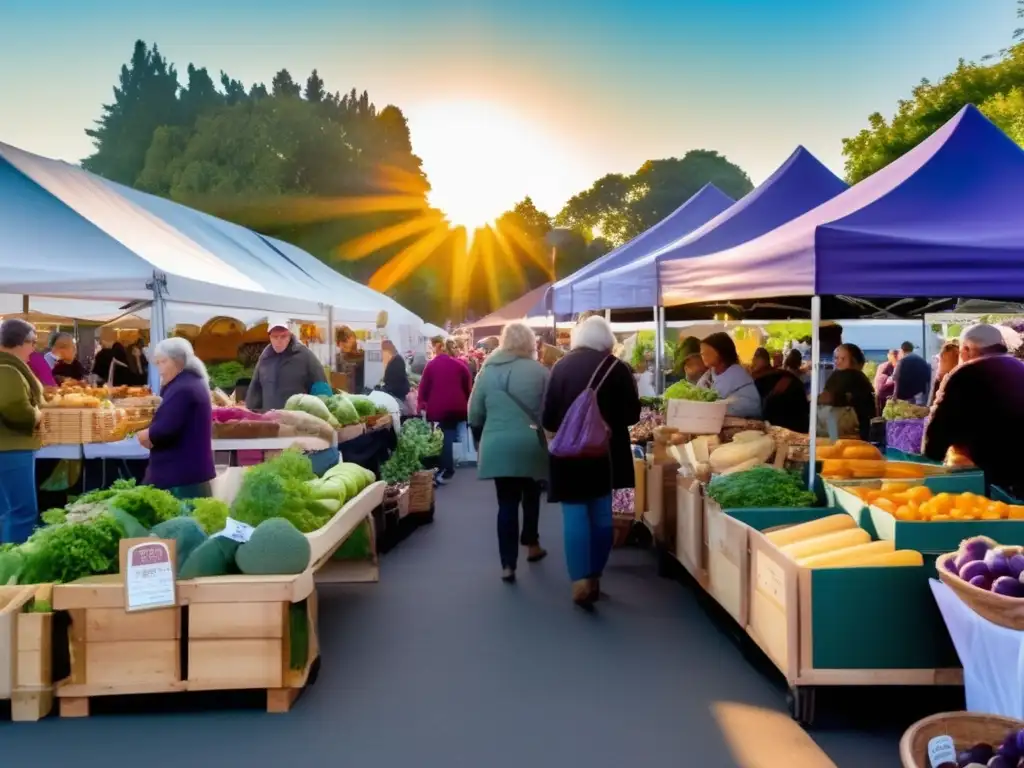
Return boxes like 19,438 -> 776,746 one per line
327,306 -> 336,372
807,296 -> 822,489
21,295 -> 28,314
652,306 -> 663,395
147,275 -> 169,395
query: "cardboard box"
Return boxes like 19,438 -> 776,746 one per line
675,475 -> 706,585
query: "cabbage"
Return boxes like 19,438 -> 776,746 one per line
285,393 -> 334,424
326,395 -> 360,426
346,395 -> 377,419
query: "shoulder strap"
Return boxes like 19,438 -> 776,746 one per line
502,367 -> 540,425
586,356 -> 618,394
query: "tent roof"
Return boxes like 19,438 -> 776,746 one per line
538,184 -> 735,315
661,105 -> 1024,305
574,147 -> 848,310
467,282 -> 552,329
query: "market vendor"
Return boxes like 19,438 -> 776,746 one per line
379,340 -> 410,410
246,317 -> 331,412
928,341 -> 960,407
137,338 -> 216,498
0,318 -> 44,544
818,343 -> 875,440
924,324 -> 1024,494
751,347 -> 809,433
46,332 -> 86,382
696,333 -> 762,418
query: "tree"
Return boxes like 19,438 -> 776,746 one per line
304,69 -> 325,103
842,44 -> 1024,182
271,69 -> 301,98
555,151 -> 752,245
83,40 -> 181,185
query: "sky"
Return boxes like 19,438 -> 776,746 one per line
0,0 -> 1015,222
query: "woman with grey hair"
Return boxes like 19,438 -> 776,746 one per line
541,316 -> 641,607
468,322 -> 550,581
0,318 -> 44,543
136,338 -> 215,498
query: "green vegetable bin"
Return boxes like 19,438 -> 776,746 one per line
745,510 -> 960,726
827,473 -> 1024,554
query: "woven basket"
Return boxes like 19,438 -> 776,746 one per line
937,552 -> 1024,630
408,470 -> 434,514
900,711 -> 1024,768
40,408 -> 121,445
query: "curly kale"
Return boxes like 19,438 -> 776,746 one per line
707,466 -> 817,509
230,462 -> 324,532
107,485 -> 182,529
189,498 -> 231,535
18,514 -> 125,585
262,449 -> 315,483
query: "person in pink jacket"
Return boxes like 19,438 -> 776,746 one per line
417,338 -> 472,484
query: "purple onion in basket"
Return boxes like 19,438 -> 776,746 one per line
998,731 -> 1021,759
961,560 -> 992,583
1015,726 -> 1024,755
993,576 -> 1024,598
942,556 -> 960,575
1009,554 -> 1024,580
985,549 -> 1014,579
970,574 -> 994,591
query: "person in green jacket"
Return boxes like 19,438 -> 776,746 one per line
468,322 -> 550,582
0,319 -> 44,544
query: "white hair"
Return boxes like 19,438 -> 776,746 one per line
571,316 -> 616,352
498,322 -> 537,359
152,337 -> 208,383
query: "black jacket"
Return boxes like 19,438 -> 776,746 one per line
542,348 -> 641,504
382,355 -> 410,401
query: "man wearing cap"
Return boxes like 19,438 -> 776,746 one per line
924,324 -> 1024,496
245,318 -> 330,411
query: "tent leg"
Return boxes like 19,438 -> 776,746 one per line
653,305 -> 664,395
147,275 -> 168,396
807,296 -> 821,489
327,307 -> 336,372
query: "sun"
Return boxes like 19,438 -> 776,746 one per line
408,100 -> 561,230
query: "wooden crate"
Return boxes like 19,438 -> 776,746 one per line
705,500 -> 750,625
644,462 -> 679,551
52,571 -> 320,717
336,423 -> 366,444
745,526 -> 962,725
674,475 -> 706,586
0,585 -> 55,721
40,408 -> 120,445
309,482 -> 384,585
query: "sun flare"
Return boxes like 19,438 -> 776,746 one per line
409,100 -> 563,230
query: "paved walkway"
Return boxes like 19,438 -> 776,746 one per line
4,471 -> 940,766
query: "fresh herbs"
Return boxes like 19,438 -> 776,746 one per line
663,380 -> 720,402
707,466 -> 817,509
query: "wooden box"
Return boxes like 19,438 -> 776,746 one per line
745,525 -> 961,697
645,462 -> 679,550
705,500 -> 749,625
674,475 -> 706,585
52,570 -> 321,717
0,586 -> 55,721
311,482 -> 383,585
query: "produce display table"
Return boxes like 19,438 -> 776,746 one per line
35,445 -> 83,460
1,586 -> 55,722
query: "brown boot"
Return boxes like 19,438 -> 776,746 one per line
526,544 -> 548,562
571,579 -> 595,608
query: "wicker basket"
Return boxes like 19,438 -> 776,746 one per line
900,711 -> 1024,768
408,470 -> 434,514
40,408 -> 121,445
937,552 -> 1024,630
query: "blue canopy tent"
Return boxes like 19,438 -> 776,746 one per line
571,146 -> 848,311
658,105 -> 1024,305
534,183 -> 734,315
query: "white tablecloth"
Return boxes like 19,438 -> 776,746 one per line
36,445 -> 84,460
931,579 -> 1024,718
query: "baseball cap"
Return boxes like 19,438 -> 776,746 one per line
267,316 -> 290,333
960,323 -> 1004,349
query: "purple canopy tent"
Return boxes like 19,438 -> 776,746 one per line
659,105 -> 1024,306
533,183 -> 734,315
572,147 -> 848,310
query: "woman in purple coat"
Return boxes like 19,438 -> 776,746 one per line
136,338 -> 215,498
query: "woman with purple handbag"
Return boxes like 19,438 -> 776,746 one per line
542,316 -> 641,608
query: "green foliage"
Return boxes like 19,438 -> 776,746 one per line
235,518 -> 311,575
555,152 -> 754,245
707,467 -> 817,509
17,515 -> 125,585
107,485 -> 181,529
842,44 -> 1024,183
663,380 -> 719,402
229,452 -> 329,533
206,361 -> 251,391
188,498 -> 231,535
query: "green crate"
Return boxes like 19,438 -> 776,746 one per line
828,474 -> 1024,555
725,506 -> 839,532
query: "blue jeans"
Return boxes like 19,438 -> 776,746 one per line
562,494 -> 613,582
439,424 -> 459,476
494,478 -> 542,569
0,451 -> 38,544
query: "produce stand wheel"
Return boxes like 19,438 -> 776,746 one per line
786,686 -> 816,727
306,656 -> 322,687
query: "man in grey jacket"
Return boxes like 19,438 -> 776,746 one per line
245,318 -> 329,411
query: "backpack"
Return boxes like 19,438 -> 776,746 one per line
548,356 -> 618,459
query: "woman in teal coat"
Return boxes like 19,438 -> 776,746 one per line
469,322 -> 550,582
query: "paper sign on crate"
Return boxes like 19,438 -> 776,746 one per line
119,538 -> 177,613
